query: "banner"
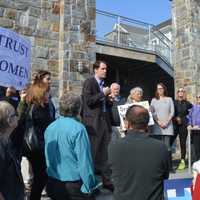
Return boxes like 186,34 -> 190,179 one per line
117,101 -> 154,130
164,178 -> 192,200
0,27 -> 31,90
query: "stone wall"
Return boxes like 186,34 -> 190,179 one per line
0,0 -> 96,99
172,0 -> 200,102
58,0 -> 96,95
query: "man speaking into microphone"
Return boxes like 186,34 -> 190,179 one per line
81,60 -> 114,191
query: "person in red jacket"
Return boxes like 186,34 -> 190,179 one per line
192,160 -> 200,199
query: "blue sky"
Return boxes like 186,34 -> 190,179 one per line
96,0 -> 172,25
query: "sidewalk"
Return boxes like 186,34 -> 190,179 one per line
22,157 -> 193,200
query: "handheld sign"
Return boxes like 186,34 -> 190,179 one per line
0,27 -> 31,90
118,101 -> 154,130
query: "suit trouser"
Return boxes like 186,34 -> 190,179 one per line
111,126 -> 121,141
88,115 -> 111,178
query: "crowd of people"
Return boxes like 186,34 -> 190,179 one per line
0,60 -> 200,200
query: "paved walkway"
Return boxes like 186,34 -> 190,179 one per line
22,157 -> 193,200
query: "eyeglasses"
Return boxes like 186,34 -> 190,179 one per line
178,90 -> 185,92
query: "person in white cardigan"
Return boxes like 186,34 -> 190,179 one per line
150,83 -> 175,171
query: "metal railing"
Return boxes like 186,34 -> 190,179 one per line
96,9 -> 172,65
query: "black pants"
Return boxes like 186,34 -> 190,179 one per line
26,151 -> 47,200
46,177 -> 95,200
192,130 -> 200,161
88,114 -> 111,178
172,124 -> 188,160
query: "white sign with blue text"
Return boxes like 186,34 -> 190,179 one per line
0,27 -> 31,90
118,101 -> 154,130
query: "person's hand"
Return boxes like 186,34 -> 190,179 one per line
187,125 -> 192,130
103,87 -> 111,96
176,117 -> 182,125
163,119 -> 171,128
158,121 -> 167,129
161,123 -> 167,129
108,94 -> 114,101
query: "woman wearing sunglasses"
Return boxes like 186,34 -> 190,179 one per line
172,88 -> 192,170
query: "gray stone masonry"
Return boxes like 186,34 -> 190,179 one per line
0,0 -> 96,100
172,0 -> 200,102
2,0 -> 200,103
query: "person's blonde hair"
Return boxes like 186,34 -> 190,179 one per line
0,101 -> 14,133
176,87 -> 187,100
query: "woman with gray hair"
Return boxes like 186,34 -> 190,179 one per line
126,87 -> 143,103
0,98 -> 27,200
45,92 -> 99,200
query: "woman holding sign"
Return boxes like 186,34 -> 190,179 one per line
150,83 -> 175,171
126,87 -> 143,103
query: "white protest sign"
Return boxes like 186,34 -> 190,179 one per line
0,27 -> 31,90
118,101 -> 154,130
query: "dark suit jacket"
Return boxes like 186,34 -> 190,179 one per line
81,76 -> 111,135
108,130 -> 169,200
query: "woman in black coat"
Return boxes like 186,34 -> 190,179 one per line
24,83 -> 55,200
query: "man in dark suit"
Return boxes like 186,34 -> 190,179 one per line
108,105 -> 169,200
81,60 -> 113,191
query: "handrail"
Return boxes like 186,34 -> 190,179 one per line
96,9 -> 152,27
96,9 -> 172,64
96,9 -> 171,45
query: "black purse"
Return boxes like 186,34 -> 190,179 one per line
23,105 -> 40,154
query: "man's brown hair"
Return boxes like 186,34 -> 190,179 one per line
32,70 -> 51,85
93,60 -> 107,71
155,82 -> 168,99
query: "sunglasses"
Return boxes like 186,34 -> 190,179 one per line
178,90 -> 185,92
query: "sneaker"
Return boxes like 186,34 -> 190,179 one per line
177,159 -> 185,170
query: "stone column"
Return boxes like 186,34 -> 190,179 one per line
172,0 -> 200,102
0,0 -> 61,97
58,0 -> 96,95
0,0 -> 96,99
